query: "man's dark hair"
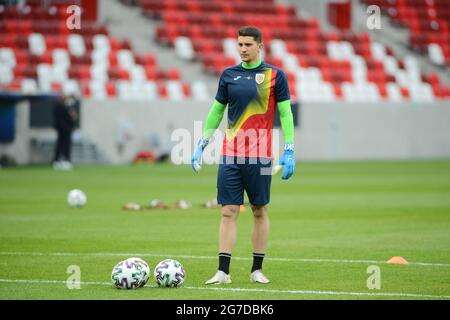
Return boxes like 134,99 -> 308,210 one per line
238,26 -> 263,43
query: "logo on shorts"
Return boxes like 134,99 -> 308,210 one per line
255,73 -> 265,84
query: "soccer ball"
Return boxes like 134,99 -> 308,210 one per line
125,257 -> 150,287
111,258 -> 150,289
67,189 -> 87,208
154,259 -> 185,288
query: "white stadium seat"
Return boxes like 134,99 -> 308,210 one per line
386,83 -> 404,101
408,83 -> 435,102
38,78 -> 52,93
270,39 -> 287,58
166,81 -> 184,101
342,82 -> 380,102
52,49 -> 70,69
297,81 -> 336,102
143,81 -> 158,101
62,79 -> 81,96
175,36 -> 195,61
130,65 -> 146,82
90,64 -> 108,82
52,64 -> 68,83
91,49 -> 109,65
37,63 -> 53,83
223,38 -> 241,63
191,81 -> 209,101
117,49 -> 135,70
0,48 -> 16,68
0,65 -> 13,84
371,42 -> 386,61
89,80 -> 107,100
383,56 -> 399,75
21,79 -> 38,94
92,34 -> 110,52
28,33 -> 46,56
284,54 -> 299,71
68,34 -> 86,57
428,43 -> 445,66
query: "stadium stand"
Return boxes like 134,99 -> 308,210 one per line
0,0 -> 201,100
128,0 -> 450,102
1,0 -> 449,102
361,0 -> 450,66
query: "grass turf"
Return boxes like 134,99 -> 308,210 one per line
0,161 -> 450,300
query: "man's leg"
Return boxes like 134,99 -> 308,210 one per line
205,205 -> 239,284
63,129 -> 73,162
241,157 -> 271,283
206,156 -> 242,284
250,203 -> 271,283
53,128 -> 64,162
251,204 -> 269,256
219,204 -> 240,255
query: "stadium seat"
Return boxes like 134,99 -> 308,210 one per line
62,79 -> 80,96
28,33 -> 46,56
0,48 -> 16,68
174,36 -> 195,61
428,43 -> 445,65
21,78 -> 38,94
190,80 -> 209,101
68,34 -> 86,57
166,81 -> 185,101
0,65 -> 13,84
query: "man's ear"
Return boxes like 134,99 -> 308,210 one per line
258,42 -> 264,52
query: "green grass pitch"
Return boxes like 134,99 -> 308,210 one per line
0,160 -> 450,300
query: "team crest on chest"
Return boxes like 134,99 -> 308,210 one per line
255,73 -> 265,84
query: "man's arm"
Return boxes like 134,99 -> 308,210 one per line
277,99 -> 295,180
277,99 -> 294,144
202,100 -> 226,139
191,100 -> 226,173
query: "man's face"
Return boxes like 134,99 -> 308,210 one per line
237,36 -> 262,63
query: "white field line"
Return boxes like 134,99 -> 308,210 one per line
0,278 -> 449,299
0,251 -> 449,267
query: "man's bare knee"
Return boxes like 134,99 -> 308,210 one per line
222,205 -> 240,219
251,205 -> 268,218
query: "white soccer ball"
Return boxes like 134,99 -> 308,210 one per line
67,189 -> 87,208
111,258 -> 149,289
125,257 -> 150,287
154,259 -> 185,288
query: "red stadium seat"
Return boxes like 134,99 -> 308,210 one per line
106,82 -> 117,97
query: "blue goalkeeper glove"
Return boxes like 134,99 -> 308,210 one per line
191,138 -> 209,173
280,143 -> 295,180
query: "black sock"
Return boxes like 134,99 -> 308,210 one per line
218,252 -> 231,274
252,253 -> 265,272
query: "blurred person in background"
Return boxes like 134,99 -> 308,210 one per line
52,94 -> 79,170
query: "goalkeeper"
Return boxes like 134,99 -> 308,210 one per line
191,26 -> 295,285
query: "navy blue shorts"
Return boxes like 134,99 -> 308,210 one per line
217,156 -> 273,206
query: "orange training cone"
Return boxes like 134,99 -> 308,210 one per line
387,256 -> 408,265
